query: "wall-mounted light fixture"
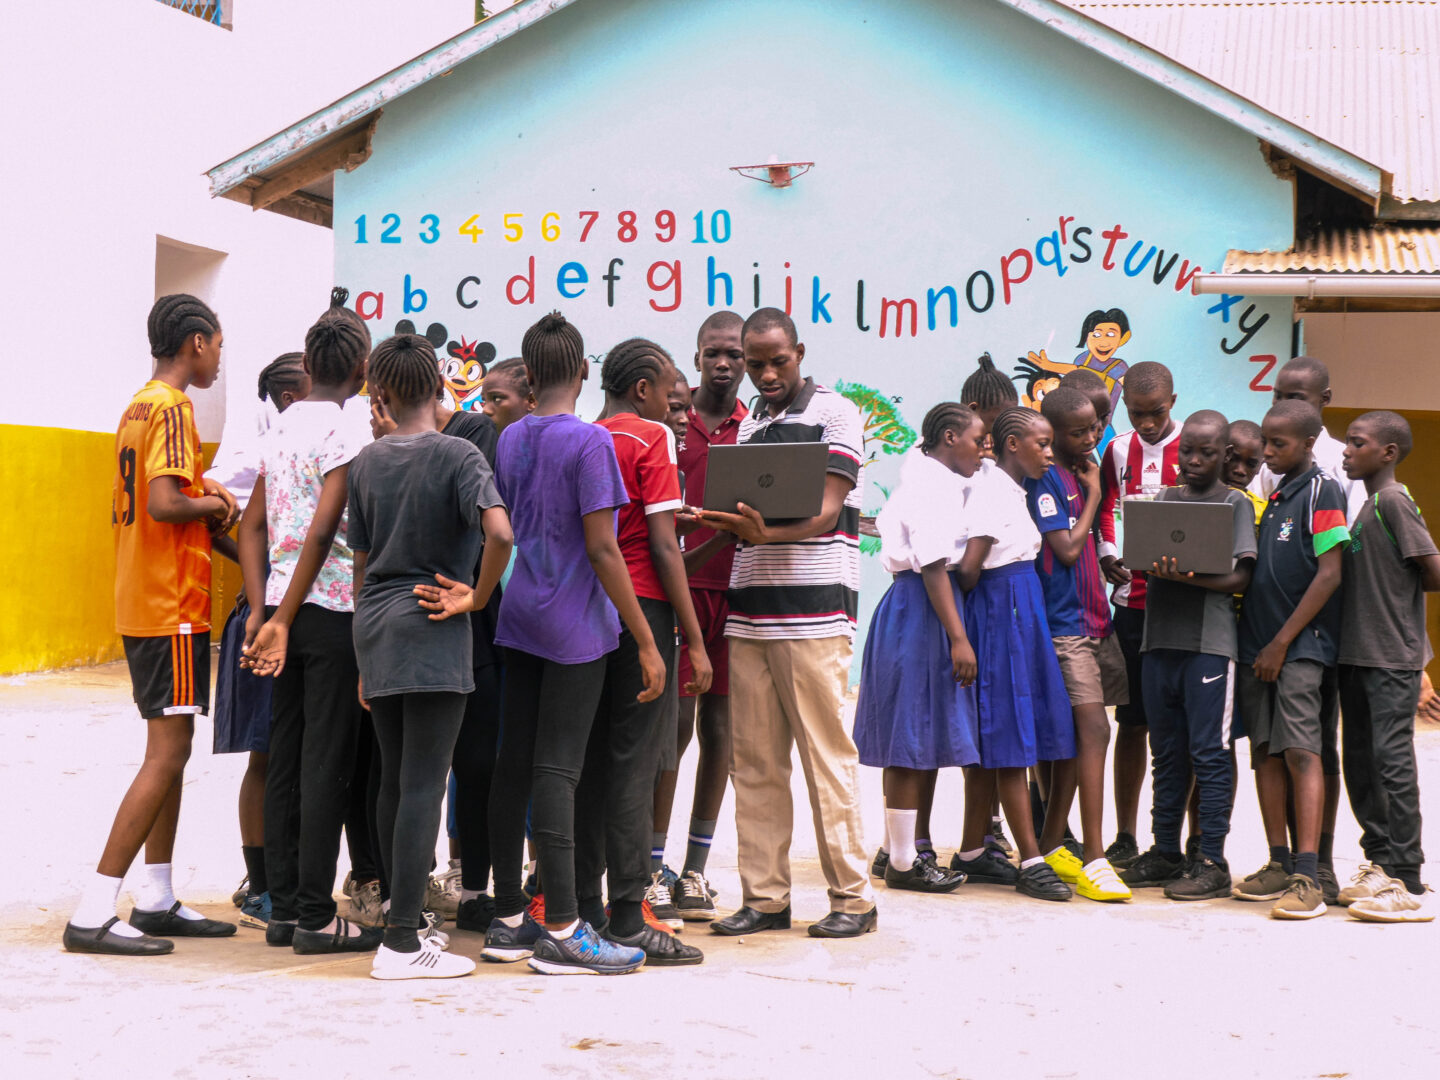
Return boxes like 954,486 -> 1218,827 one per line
730,155 -> 814,188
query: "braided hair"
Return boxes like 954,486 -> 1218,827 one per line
304,287 -> 371,386
991,406 -> 1043,459
920,402 -> 977,453
487,356 -> 528,391
148,294 -> 220,360
601,337 -> 673,397
257,352 -> 306,403
521,311 -> 586,390
368,334 -> 441,408
961,352 -> 1018,411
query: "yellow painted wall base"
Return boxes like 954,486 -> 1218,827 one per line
0,424 -> 236,676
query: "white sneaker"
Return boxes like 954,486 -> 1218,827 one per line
426,861 -> 462,919
1348,884 -> 1434,923
370,939 -> 475,980
1336,863 -> 1395,907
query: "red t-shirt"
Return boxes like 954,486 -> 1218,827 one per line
597,413 -> 683,602
677,398 -> 750,590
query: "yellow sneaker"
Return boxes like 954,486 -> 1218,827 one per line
1044,846 -> 1084,884
1075,858 -> 1133,902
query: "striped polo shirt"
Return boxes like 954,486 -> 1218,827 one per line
726,378 -> 864,641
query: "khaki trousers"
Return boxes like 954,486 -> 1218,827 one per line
727,635 -> 873,914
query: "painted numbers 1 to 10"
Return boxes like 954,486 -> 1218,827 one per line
353,210 -> 732,246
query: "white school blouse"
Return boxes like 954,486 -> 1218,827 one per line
876,449 -> 971,573
968,463 -> 1043,570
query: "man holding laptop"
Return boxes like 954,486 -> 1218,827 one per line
695,307 -> 877,939
1119,411 -> 1257,900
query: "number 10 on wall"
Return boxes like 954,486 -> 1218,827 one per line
353,210 -> 732,245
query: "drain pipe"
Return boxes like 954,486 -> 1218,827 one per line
1193,274 -> 1440,298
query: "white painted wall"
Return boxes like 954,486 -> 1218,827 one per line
1303,312 -> 1440,412
0,0 -> 476,441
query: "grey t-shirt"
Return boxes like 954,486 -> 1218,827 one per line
348,430 -> 505,697
1142,486 -> 1257,660
1339,485 -> 1438,670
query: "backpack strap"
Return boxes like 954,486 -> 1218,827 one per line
1372,483 -> 1419,548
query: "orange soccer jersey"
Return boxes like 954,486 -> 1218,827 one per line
113,380 -> 212,636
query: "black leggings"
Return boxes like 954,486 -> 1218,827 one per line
489,648 -> 607,924
369,692 -> 467,932
344,719 -> 383,887
452,664 -> 501,892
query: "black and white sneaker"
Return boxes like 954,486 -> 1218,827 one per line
675,870 -> 718,921
371,939 -> 475,980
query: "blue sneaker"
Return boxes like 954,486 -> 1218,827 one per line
238,892 -> 271,929
528,921 -> 645,976
480,911 -> 543,963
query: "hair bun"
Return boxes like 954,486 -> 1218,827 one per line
976,351 -> 995,372
330,286 -> 350,309
538,311 -> 568,332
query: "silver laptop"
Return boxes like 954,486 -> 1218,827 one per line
1122,498 -> 1236,575
702,442 -> 830,520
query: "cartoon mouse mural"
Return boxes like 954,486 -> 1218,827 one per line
393,320 -> 497,410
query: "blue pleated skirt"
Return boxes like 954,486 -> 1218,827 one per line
963,562 -> 1076,769
212,594 -> 273,755
853,571 -> 981,770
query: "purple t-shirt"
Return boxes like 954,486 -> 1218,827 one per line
493,413 -> 629,664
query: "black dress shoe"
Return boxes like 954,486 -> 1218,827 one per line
885,859 -> 966,893
292,917 -> 383,954
129,902 -> 237,938
807,907 -> 878,938
63,918 -> 174,956
709,905 -> 791,936
266,919 -> 297,947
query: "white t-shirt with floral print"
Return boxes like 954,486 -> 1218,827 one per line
260,399 -> 373,612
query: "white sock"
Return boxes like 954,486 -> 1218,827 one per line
135,863 -> 205,920
1045,845 -> 1068,860
382,898 -> 391,913
550,919 -> 580,940
73,873 -> 142,936
461,888 -> 484,903
957,847 -> 985,862
497,913 -> 523,929
1021,856 -> 1045,870
885,808 -> 918,871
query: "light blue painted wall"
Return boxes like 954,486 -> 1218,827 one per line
335,0 -> 1296,665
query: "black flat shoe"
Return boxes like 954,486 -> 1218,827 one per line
884,860 -> 966,893
870,848 -> 889,877
709,905 -> 791,936
292,917 -> 382,954
951,849 -> 1020,886
63,918 -> 174,956
807,907 -> 878,938
266,919 -> 297,947
129,902 -> 237,938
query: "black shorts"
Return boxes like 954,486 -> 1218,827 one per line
1112,605 -> 1148,727
123,632 -> 211,720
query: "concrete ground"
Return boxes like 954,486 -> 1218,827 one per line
2,661 -> 1438,1080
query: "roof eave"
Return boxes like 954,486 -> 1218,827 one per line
206,0 -> 584,198
996,0 -> 1389,208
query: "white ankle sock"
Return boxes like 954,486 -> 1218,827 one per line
135,863 -> 205,920
550,919 -> 580,940
1020,856 -> 1045,869
73,873 -> 142,936
958,847 -> 985,862
885,808 -> 918,871
461,889 -> 484,903
496,913 -> 522,929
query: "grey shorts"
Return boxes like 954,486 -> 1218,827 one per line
656,641 -> 681,773
1238,659 -> 1339,770
1053,633 -> 1130,709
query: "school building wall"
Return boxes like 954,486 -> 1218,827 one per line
0,0 -> 475,675
330,0 -> 1296,664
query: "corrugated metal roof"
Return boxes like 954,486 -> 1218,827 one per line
1067,1 -> 1440,204
1224,226 -> 1440,272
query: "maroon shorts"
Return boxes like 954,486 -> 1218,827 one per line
679,587 -> 730,697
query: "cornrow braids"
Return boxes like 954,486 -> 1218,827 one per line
961,352 -> 1018,411
303,289 -> 371,386
920,402 -> 977,453
257,351 -> 306,402
991,406 -> 1043,459
521,311 -> 586,390
601,337 -> 673,397
368,334 -> 441,408
488,356 -> 528,390
148,293 -> 220,360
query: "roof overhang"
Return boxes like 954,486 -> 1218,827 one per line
995,0 -> 1390,208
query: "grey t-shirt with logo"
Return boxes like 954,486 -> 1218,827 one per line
1340,485 -> 1438,670
1142,486 -> 1257,661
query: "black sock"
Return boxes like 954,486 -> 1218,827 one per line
1318,831 -> 1335,867
609,899 -> 643,937
578,895 -> 607,930
1294,851 -> 1319,886
383,926 -> 421,953
1270,845 -> 1294,874
242,846 -> 268,896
